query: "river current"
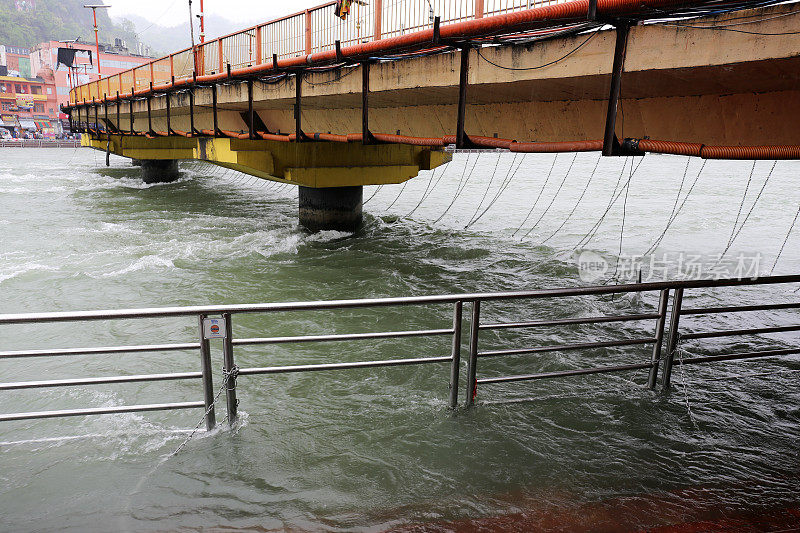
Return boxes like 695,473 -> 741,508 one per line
0,147 -> 798,531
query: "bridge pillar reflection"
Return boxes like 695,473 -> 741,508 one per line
141,160 -> 180,184
298,186 -> 363,232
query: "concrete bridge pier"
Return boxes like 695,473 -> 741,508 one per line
298,186 -> 363,232
140,160 -> 180,184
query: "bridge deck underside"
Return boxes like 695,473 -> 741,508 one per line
81,4 -> 800,185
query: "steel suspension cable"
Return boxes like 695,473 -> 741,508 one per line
464,153 -> 503,227
521,152 -> 578,239
465,153 -> 526,229
386,180 -> 410,210
540,153 -> 602,245
715,160 -> 776,263
363,185 -> 383,205
571,157 -> 629,251
640,159 -> 707,257
433,152 -> 478,224
512,154 -> 558,237
771,204 -> 800,273
405,161 -> 450,217
725,160 -> 757,250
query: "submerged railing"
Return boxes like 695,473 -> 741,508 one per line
0,274 -> 798,430
69,0 -> 559,105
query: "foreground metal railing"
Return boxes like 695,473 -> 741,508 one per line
0,274 -> 798,430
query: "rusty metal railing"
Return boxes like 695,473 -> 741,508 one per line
69,0 -> 565,105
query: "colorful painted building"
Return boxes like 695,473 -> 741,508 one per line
30,41 -> 152,110
0,75 -> 54,135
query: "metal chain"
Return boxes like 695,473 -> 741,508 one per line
168,366 -> 236,458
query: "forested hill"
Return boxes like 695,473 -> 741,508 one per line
0,0 -> 139,49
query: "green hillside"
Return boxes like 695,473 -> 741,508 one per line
0,0 -> 139,50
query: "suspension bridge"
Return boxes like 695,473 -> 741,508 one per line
65,0 -> 800,230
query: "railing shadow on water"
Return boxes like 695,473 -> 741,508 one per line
0,274 -> 798,433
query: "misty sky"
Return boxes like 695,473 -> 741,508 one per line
108,0 -> 322,28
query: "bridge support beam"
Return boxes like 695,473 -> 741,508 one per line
298,186 -> 363,232
141,159 -> 180,184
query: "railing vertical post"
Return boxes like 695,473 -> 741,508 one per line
662,288 -> 683,390
647,288 -> 670,389
221,312 -> 238,425
465,300 -> 481,407
198,314 -> 217,430
475,0 -> 485,18
305,10 -> 313,55
256,27 -> 263,65
374,0 -> 383,40
170,55 -> 175,79
449,300 -> 463,409
218,40 -> 224,73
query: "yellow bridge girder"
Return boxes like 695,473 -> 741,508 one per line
82,134 -> 451,188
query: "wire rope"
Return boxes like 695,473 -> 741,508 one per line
363,185 -> 383,205
540,153 -> 601,245
715,161 -> 776,263
512,154 -> 557,237
466,153 -> 526,229
521,152 -> 578,239
405,162 -> 450,217
771,204 -> 800,273
465,152 -> 503,227
640,159 -> 707,258
571,157 -> 629,251
433,152 -> 478,224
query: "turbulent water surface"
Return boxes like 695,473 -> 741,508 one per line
0,148 -> 798,531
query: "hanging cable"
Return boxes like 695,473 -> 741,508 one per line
540,153 -> 601,245
434,152 -> 478,224
512,154 -> 557,237
571,157 -> 629,251
464,153 -> 502,228
405,162 -> 450,217
771,204 -> 800,273
466,153 -> 526,229
476,31 -> 599,71
386,180 -> 410,210
575,157 -> 645,251
605,160 -> 634,284
521,152 -> 578,239
725,160 -> 757,250
640,159 -> 707,257
364,185 -> 383,205
715,160 -> 776,263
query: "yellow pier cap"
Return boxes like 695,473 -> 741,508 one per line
83,134 -> 451,188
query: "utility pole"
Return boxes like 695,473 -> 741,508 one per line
83,4 -> 111,79
199,0 -> 205,43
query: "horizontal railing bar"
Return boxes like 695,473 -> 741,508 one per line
0,401 -> 205,422
233,328 -> 454,345
681,324 -> 800,340
477,362 -> 654,384
1,275 -> 798,325
681,302 -> 800,315
480,313 -> 661,330
0,342 -> 200,360
679,347 -> 800,365
479,338 -> 657,358
0,372 -> 203,391
238,355 -> 453,375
